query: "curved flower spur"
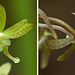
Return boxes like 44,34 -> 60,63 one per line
39,8 -> 75,69
0,5 -> 33,63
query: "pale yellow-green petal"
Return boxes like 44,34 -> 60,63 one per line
0,62 -> 11,75
46,38 -> 74,50
3,19 -> 33,39
40,44 -> 51,69
0,5 -> 6,32
57,43 -> 75,61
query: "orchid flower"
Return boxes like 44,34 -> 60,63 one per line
39,8 -> 75,68
0,5 -> 33,63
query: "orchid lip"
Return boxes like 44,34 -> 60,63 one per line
0,33 -> 4,38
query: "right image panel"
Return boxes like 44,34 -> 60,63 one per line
39,0 -> 75,75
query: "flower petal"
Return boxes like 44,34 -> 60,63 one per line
40,44 -> 51,69
0,62 -> 11,75
46,38 -> 74,49
0,36 -> 11,46
3,45 -> 20,63
57,43 -> 75,61
3,19 -> 33,39
0,41 -> 4,52
0,5 -> 6,32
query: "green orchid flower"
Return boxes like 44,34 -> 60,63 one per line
0,62 -> 11,75
0,5 -> 33,63
39,9 -> 75,69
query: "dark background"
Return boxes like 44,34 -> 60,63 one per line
39,0 -> 75,75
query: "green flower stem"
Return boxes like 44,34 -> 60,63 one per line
39,8 -> 57,39
3,45 -> 20,63
48,17 -> 75,37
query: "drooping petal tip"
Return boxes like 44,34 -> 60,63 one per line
13,57 -> 20,63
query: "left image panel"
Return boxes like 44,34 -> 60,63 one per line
0,0 -> 37,75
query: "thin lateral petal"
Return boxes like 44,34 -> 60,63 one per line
39,23 -> 73,37
57,43 -> 75,61
48,17 -> 75,36
46,38 -> 74,50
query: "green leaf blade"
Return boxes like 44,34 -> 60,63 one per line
0,5 -> 6,32
3,19 -> 33,39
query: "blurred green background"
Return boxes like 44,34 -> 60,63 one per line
0,0 -> 37,75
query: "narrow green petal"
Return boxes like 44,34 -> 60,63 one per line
0,5 -> 6,32
0,63 -> 11,75
57,43 -> 75,61
46,38 -> 74,49
3,45 -> 20,63
3,19 -> 33,39
41,44 -> 51,69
